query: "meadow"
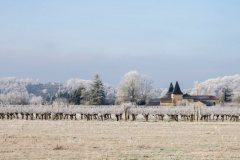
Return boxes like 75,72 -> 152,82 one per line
0,120 -> 240,160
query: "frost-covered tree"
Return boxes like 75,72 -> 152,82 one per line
0,77 -> 34,104
116,71 -> 140,104
65,79 -> 92,92
0,91 -> 29,105
54,78 -> 93,105
89,75 -> 105,105
190,74 -> 240,96
29,96 -> 43,105
116,71 -> 153,105
69,86 -> 87,105
53,98 -> 68,106
51,91 -> 70,104
139,75 -> 153,104
104,85 -> 116,105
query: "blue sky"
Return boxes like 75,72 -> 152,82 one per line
0,0 -> 240,88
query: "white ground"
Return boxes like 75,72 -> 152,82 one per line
0,120 -> 240,160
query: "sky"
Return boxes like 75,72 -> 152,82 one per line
0,0 -> 240,88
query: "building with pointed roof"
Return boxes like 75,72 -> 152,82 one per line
160,81 -> 219,106
160,82 -> 182,106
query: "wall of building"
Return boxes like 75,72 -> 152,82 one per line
172,94 -> 183,104
160,102 -> 175,106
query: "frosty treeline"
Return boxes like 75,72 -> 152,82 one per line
0,72 -> 240,105
0,77 -> 43,105
56,71 -> 156,105
191,74 -> 240,103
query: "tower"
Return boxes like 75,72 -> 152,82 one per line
171,81 -> 183,104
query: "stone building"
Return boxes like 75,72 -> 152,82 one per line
160,81 -> 219,106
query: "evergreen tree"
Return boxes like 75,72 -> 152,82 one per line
220,87 -> 233,103
89,74 -> 106,105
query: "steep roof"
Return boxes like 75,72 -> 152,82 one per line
167,82 -> 174,94
173,81 -> 183,95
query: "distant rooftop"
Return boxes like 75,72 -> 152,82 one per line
172,81 -> 183,95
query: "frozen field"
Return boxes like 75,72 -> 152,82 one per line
0,120 -> 240,160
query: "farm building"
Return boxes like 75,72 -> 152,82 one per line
160,82 -> 219,106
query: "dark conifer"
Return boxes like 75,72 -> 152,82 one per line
89,74 -> 106,105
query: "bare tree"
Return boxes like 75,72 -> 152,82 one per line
116,71 -> 153,105
138,75 -> 153,105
